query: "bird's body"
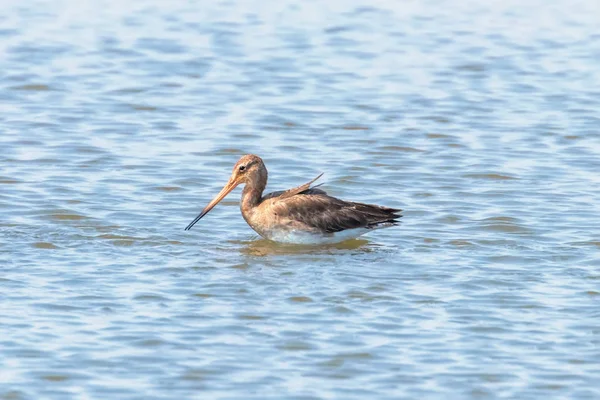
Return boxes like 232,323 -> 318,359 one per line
185,155 -> 402,244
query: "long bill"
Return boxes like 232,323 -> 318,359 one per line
184,178 -> 239,231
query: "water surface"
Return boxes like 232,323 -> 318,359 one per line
1,0 -> 600,398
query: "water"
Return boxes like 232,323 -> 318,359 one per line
1,0 -> 600,398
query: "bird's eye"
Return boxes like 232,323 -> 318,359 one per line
239,165 -> 246,171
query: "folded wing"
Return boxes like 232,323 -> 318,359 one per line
275,195 -> 402,233
262,174 -> 402,233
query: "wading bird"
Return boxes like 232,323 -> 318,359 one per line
185,155 -> 402,244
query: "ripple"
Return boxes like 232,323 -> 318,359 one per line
276,341 -> 316,351
288,296 -> 313,303
464,173 -> 519,180
32,242 -> 59,249
128,104 -> 158,111
133,293 -> 169,302
44,211 -> 89,221
9,84 -> 53,91
237,314 -> 266,320
41,375 -> 69,382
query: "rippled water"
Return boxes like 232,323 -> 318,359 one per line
2,0 -> 600,398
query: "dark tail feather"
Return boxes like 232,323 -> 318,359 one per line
352,203 -> 402,229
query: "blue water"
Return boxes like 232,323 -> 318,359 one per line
1,0 -> 600,398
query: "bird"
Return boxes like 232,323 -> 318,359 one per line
184,155 -> 402,244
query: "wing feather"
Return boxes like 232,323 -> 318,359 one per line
274,195 -> 402,233
262,173 -> 326,201
259,174 -> 401,233
276,173 -> 324,200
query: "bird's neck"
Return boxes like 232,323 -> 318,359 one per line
241,180 -> 265,214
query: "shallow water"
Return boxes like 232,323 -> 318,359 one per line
2,0 -> 600,398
